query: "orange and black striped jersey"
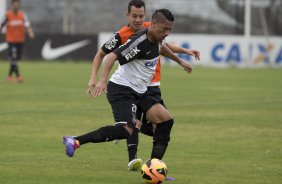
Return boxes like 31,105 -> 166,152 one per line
101,22 -> 161,86
2,10 -> 30,43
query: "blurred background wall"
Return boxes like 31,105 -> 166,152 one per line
16,0 -> 282,35
1,0 -> 281,66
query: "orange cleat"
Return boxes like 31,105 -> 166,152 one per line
6,76 -> 15,83
16,76 -> 24,83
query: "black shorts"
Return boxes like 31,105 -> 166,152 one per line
8,43 -> 23,61
137,86 -> 166,122
107,81 -> 142,128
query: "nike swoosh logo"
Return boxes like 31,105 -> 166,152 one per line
0,42 -> 8,52
42,39 -> 91,60
149,169 -> 157,178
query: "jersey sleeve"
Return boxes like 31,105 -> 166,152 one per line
101,32 -> 122,54
113,34 -> 145,65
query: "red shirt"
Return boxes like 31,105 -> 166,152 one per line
5,10 -> 27,43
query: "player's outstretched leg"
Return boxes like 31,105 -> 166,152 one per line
63,125 -> 130,157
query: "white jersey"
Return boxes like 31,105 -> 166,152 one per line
111,29 -> 159,94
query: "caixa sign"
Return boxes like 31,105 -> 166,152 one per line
164,34 -> 282,67
211,43 -> 282,64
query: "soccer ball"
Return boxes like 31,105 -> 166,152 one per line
141,158 -> 167,184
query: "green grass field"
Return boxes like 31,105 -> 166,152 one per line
0,61 -> 281,184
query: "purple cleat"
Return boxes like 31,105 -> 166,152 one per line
63,136 -> 80,157
165,176 -> 175,181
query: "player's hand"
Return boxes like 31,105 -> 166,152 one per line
29,32 -> 35,39
86,79 -> 96,96
92,80 -> 107,98
186,49 -> 200,61
30,34 -> 35,39
180,60 -> 193,74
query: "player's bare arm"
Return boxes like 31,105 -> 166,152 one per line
92,52 -> 117,98
87,48 -> 107,95
27,26 -> 35,39
160,44 -> 193,73
165,42 -> 200,60
23,13 -> 35,39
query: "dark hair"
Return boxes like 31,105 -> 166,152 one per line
128,0 -> 145,13
152,9 -> 174,22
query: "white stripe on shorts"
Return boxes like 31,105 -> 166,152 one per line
115,121 -> 127,125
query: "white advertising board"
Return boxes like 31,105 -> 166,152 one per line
0,0 -> 7,23
99,33 -> 282,68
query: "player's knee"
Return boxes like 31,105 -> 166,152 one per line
147,105 -> 173,123
157,113 -> 172,123
153,119 -> 174,144
163,113 -> 173,122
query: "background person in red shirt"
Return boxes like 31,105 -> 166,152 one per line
0,0 -> 35,83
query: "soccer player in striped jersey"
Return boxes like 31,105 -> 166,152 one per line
86,0 -> 200,171
0,0 -> 35,83
63,9 -> 193,168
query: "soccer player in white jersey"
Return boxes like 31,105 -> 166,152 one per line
63,9 -> 193,167
86,0 -> 200,171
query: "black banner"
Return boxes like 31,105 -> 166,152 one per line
0,34 -> 98,61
